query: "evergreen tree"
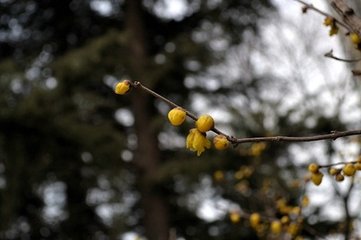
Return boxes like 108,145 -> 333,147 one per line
0,0 -> 275,239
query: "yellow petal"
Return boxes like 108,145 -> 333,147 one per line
186,128 -> 210,156
186,129 -> 197,150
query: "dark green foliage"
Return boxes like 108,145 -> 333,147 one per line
5,1 -> 339,239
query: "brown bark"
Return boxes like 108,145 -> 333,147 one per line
331,0 -> 361,34
124,0 -> 169,239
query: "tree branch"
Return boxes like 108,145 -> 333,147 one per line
233,130 -> 361,144
131,81 -> 361,145
132,81 -> 230,137
294,0 -> 350,31
324,49 -> 361,62
331,0 -> 361,35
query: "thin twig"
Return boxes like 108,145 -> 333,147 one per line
293,0 -> 350,31
131,81 -> 361,145
331,0 -> 361,35
324,49 -> 361,62
133,81 -> 196,119
233,130 -> 361,144
319,160 -> 357,168
132,81 -> 230,137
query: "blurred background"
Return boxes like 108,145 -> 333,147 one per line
0,0 -> 361,239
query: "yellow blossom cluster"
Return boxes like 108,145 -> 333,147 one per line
167,107 -> 230,156
114,81 -> 231,156
308,157 -> 361,186
248,211 -> 303,238
274,197 -> 306,238
227,194 -> 308,238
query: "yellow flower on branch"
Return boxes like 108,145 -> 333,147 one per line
270,220 -> 282,235
287,222 -> 300,236
308,163 -> 319,174
167,107 -> 186,126
249,142 -> 266,157
328,167 -> 340,176
186,128 -> 211,156
249,213 -> 261,228
115,80 -> 131,95
323,16 -> 338,36
213,170 -> 224,182
329,25 -> 339,36
343,163 -> 356,176
311,172 -> 323,186
229,211 -> 241,223
213,134 -> 229,150
196,114 -> 214,133
350,32 -> 361,45
301,196 -> 310,207
323,16 -> 333,26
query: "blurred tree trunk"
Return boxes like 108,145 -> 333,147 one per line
341,0 -> 361,71
125,1 -> 169,239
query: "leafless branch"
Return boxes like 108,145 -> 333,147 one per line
131,81 -> 361,145
293,0 -> 350,31
331,0 -> 361,35
324,49 -> 361,62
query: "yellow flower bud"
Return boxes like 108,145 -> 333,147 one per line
270,220 -> 282,235
350,32 -> 361,45
186,128 -> 211,156
280,216 -> 289,225
329,25 -> 339,36
115,80 -> 131,95
213,134 -> 229,150
276,198 -> 286,210
311,172 -> 323,186
354,162 -> 361,171
287,223 -> 299,236
323,17 -> 338,36
343,163 -> 356,176
229,211 -> 241,224
167,107 -> 186,126
249,142 -> 266,156
291,206 -> 301,216
323,16 -> 333,26
335,173 -> 344,182
250,213 -> 261,228
195,114 -> 214,133
328,167 -> 340,176
301,196 -> 310,207
213,170 -> 224,182
308,163 -> 319,174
